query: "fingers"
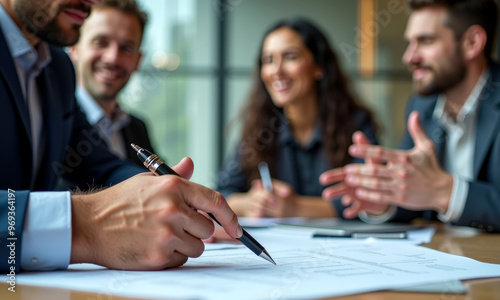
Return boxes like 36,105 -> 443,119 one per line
322,182 -> 351,200
408,111 -> 433,150
181,208 -> 216,239
341,195 -> 362,219
349,144 -> 409,164
272,180 -> 292,198
161,252 -> 189,269
319,167 -> 346,186
171,157 -> 194,180
251,179 -> 264,189
206,226 -> 234,243
352,131 -> 384,165
163,229 -> 206,259
178,180 -> 242,239
352,131 -> 371,145
143,250 -> 189,270
344,163 -> 410,180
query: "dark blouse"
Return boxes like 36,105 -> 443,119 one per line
216,113 -> 377,216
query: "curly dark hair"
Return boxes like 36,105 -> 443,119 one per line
236,18 -> 377,183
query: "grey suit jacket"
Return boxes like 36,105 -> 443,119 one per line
394,63 -> 500,232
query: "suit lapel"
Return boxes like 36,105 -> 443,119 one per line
473,67 -> 500,177
418,98 -> 447,163
0,30 -> 32,144
33,62 -> 64,189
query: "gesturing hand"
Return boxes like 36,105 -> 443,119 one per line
70,157 -> 242,270
320,131 -> 389,218
341,111 -> 453,212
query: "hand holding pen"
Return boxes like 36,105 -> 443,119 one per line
252,162 -> 299,218
70,156 -> 244,270
131,144 -> 276,265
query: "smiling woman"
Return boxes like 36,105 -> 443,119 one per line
216,18 -> 379,219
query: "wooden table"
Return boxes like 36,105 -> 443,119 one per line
2,222 -> 500,300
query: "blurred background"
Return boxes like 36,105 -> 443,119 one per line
118,0 -> 498,187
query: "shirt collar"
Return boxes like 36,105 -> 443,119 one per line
76,85 -> 107,125
433,68 -> 489,125
0,4 -> 51,72
76,85 -> 131,131
278,121 -> 323,150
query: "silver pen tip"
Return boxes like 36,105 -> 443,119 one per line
260,249 -> 276,265
130,143 -> 141,152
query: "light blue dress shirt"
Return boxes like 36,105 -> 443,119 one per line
76,86 -> 131,159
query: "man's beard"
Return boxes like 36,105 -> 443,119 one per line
14,1 -> 90,46
412,48 -> 466,96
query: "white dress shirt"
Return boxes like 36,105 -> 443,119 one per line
434,70 -> 489,222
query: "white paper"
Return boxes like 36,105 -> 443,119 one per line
18,228 -> 500,300
238,217 -> 307,228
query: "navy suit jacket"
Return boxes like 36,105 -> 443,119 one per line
393,64 -> 500,232
0,30 -> 144,272
121,115 -> 156,167
58,114 -> 156,190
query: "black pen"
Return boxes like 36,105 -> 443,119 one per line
312,232 -> 407,239
130,143 -> 276,265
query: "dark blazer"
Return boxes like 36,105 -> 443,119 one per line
121,115 -> 156,167
0,30 -> 144,272
393,64 -> 500,232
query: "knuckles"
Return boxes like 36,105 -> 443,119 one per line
208,190 -> 226,211
156,200 -> 182,219
157,175 -> 185,193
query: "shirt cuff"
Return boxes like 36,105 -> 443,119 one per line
438,175 -> 468,223
358,205 -> 397,225
21,191 -> 71,271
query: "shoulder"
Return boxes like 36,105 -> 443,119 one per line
46,46 -> 76,86
127,114 -> 150,131
47,46 -> 73,70
128,114 -> 147,126
404,94 -> 438,119
489,62 -> 500,76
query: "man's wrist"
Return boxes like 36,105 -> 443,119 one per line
438,175 -> 467,223
70,194 -> 96,265
436,173 -> 454,213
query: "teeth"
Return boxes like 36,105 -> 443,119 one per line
99,69 -> 120,80
272,80 -> 291,90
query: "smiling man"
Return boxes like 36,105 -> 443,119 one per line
69,0 -> 155,166
320,0 -> 500,232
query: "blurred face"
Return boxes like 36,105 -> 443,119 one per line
402,7 -> 466,96
13,0 -> 101,46
71,8 -> 142,102
260,27 -> 322,107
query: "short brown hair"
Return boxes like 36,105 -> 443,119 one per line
93,0 -> 149,37
408,0 -> 498,60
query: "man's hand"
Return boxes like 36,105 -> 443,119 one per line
70,157 -> 242,270
320,131 -> 389,218
325,111 -> 453,214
